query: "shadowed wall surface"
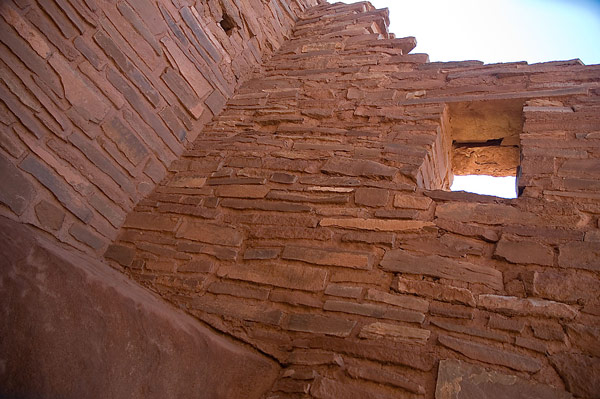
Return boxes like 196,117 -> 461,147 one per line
0,215 -> 280,399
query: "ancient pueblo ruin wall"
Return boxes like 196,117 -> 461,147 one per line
1,0 -> 599,398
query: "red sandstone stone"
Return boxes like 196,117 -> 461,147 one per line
322,158 -> 397,179
178,257 -> 215,273
429,301 -> 475,320
435,217 -> 500,242
282,245 -> 373,270
495,236 -> 554,266
104,244 -> 135,267
359,322 -> 430,345
436,202 -> 581,227
270,289 -> 323,308
0,151 -> 35,216
435,359 -> 572,399
487,314 -> 525,333
354,187 -> 389,207
324,284 -> 363,299
341,231 -> 396,246
323,300 -> 425,323
244,247 -> 281,260
531,321 -> 565,341
558,241 -> 600,271
346,363 -> 425,395
207,280 -> 270,300
286,349 -> 340,366
221,198 -> 312,212
393,193 -> 432,209
566,323 -> 600,357
430,318 -> 510,343
399,234 -> 487,258
217,263 -> 327,292
381,250 -> 503,290
267,190 -> 349,203
34,200 -> 65,231
320,218 -> 434,231
533,270 -> 600,303
249,225 -> 332,240
299,335 -> 435,371
214,184 -> 270,198
438,334 -> 542,372
270,172 -> 298,184
478,294 -> 578,319
515,336 -> 549,354
224,212 -> 319,227
286,313 -> 356,337
191,295 -> 283,325
310,376 -> 396,399
549,353 -> 600,398
394,276 -> 476,307
365,288 -> 429,312
330,268 -> 391,286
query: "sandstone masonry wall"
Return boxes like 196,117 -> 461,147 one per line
105,2 -> 600,398
0,0 -> 316,255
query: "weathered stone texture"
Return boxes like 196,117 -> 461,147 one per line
381,250 -> 503,290
0,151 -> 35,215
549,353 -> 600,399
0,0 -> 314,253
438,335 -> 542,372
436,359 -> 572,399
2,0 -> 599,398
0,216 -> 279,399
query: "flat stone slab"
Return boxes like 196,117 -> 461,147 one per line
0,216 -> 279,399
435,359 -> 572,399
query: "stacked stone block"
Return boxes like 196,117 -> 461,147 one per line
0,0 -> 316,254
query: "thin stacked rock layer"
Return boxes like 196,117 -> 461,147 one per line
0,0 -> 315,253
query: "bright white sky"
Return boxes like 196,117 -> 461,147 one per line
338,0 -> 600,65
338,0 -> 600,198
451,175 -> 518,198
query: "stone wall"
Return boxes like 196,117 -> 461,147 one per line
0,0 -> 316,255
104,2 -> 600,398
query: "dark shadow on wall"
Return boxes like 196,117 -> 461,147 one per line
0,217 -> 279,399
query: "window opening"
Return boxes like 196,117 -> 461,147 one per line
219,11 -> 237,36
446,100 -> 523,198
451,175 -> 517,198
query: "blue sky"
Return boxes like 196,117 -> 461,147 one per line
339,0 -> 600,65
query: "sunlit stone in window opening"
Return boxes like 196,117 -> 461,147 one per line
451,175 -> 517,199
446,99 -> 523,199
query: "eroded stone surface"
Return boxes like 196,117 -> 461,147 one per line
381,250 -> 503,290
438,335 -> 542,372
549,353 -> 600,399
0,216 -> 279,399
435,359 -> 571,399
